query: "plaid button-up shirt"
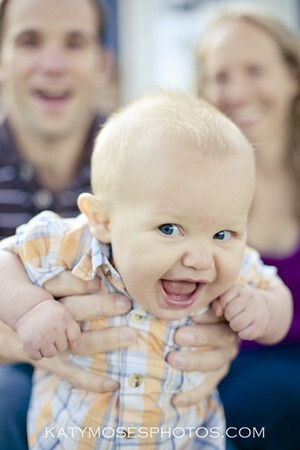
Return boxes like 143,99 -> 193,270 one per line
1,211 -> 277,449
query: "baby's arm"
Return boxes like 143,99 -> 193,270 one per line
0,212 -> 83,360
212,280 -> 292,344
0,250 -> 81,360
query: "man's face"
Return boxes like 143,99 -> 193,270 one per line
0,0 -> 104,140
97,135 -> 254,321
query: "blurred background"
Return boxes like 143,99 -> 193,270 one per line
104,0 -> 300,111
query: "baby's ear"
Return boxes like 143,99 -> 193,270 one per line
77,193 -> 111,243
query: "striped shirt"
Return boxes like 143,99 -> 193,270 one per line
0,116 -> 104,239
1,211 -> 277,449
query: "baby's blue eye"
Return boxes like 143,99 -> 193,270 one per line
159,224 -> 181,236
213,230 -> 232,240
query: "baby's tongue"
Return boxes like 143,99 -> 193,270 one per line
161,280 -> 197,296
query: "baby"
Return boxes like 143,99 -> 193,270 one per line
0,91 -> 291,449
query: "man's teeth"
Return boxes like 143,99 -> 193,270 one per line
39,90 -> 67,98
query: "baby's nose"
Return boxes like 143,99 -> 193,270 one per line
181,246 -> 214,271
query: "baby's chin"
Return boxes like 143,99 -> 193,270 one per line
146,303 -> 202,322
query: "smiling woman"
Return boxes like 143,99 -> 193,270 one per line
196,5 -> 300,449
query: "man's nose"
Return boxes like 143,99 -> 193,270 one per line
181,245 -> 214,271
39,45 -> 68,75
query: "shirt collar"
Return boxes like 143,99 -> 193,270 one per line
71,235 -> 126,293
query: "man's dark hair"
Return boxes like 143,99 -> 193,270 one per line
0,0 -> 105,45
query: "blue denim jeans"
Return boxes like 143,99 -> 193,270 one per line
0,363 -> 33,450
219,345 -> 300,450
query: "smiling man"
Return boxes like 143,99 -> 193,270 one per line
0,0 -> 107,227
0,0 -> 122,449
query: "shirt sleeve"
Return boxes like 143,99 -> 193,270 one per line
0,211 -> 71,287
238,245 -> 278,289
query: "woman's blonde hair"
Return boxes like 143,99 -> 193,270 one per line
196,6 -> 300,218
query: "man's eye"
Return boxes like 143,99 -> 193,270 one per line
17,35 -> 40,48
67,39 -> 86,49
66,33 -> 89,49
159,224 -> 182,236
213,230 -> 232,241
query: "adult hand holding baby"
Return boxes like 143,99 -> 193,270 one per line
46,270 -> 239,404
0,251 -> 136,393
169,307 -> 239,406
0,251 -> 237,399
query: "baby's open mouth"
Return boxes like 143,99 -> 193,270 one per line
160,279 -> 204,309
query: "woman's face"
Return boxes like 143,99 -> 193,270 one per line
201,19 -> 298,144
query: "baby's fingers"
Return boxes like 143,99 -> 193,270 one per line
218,284 -> 245,309
211,299 -> 223,317
54,335 -> 69,352
238,323 -> 260,341
66,321 -> 81,344
24,345 -> 43,361
40,344 -> 60,359
223,298 -> 246,322
229,311 -> 253,333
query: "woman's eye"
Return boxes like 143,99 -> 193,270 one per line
213,230 -> 232,241
215,71 -> 229,85
159,224 -> 182,236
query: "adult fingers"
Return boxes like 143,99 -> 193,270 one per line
172,364 -> 230,406
167,343 -> 238,372
60,293 -> 131,321
44,271 -> 101,297
68,327 -> 138,355
34,353 -> 119,393
174,322 -> 237,348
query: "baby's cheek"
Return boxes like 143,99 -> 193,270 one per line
222,259 -> 242,289
121,265 -> 142,296
123,263 -> 152,304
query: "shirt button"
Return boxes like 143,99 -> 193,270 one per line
129,309 -> 147,324
32,189 -> 53,209
19,162 -> 34,182
128,373 -> 143,388
121,428 -> 137,439
102,264 -> 111,276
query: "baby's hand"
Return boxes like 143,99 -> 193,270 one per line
212,284 -> 269,341
14,300 -> 81,360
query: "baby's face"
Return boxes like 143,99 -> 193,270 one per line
102,136 -> 254,321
